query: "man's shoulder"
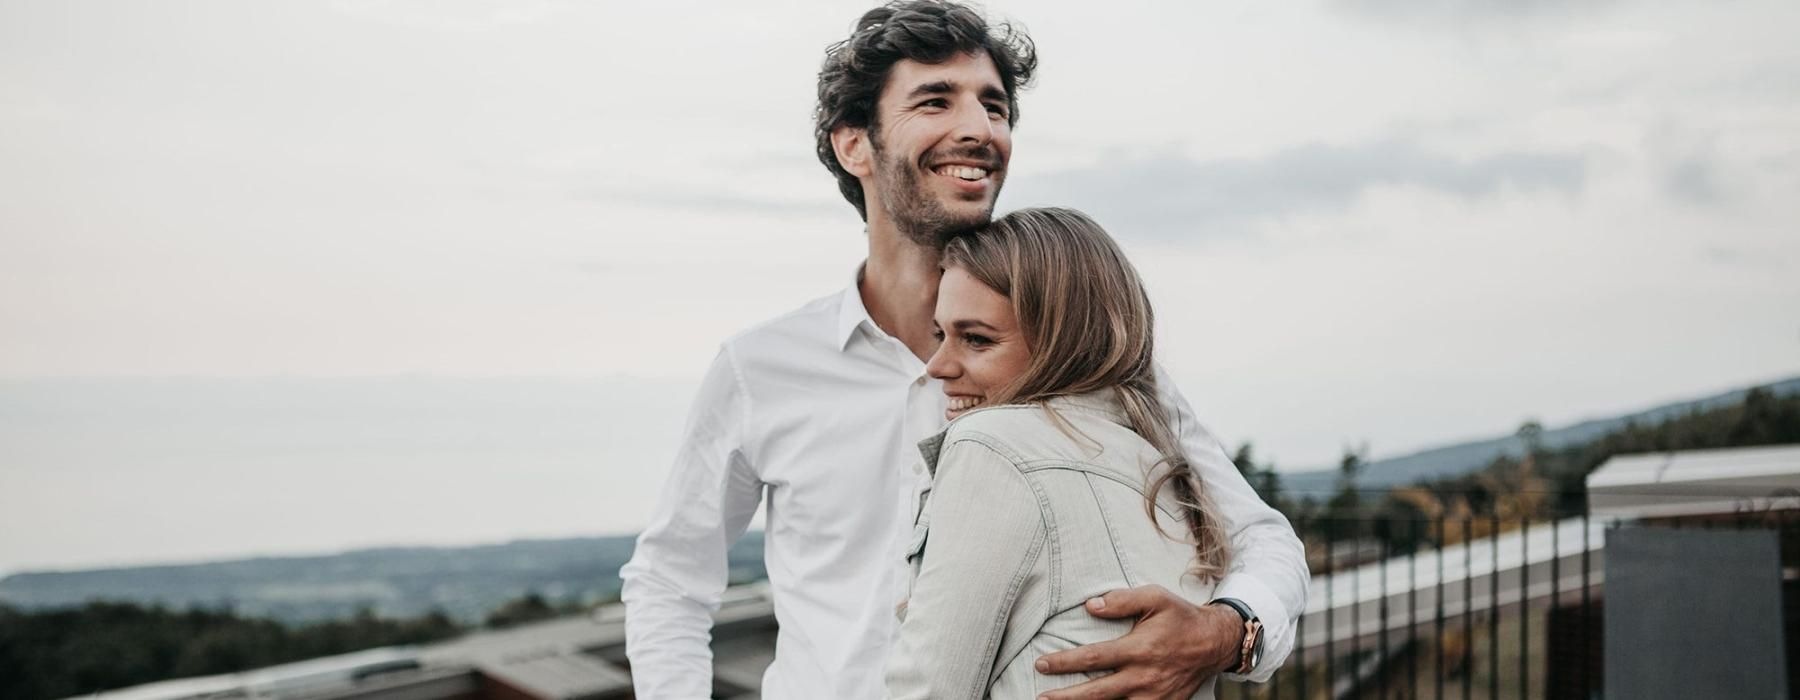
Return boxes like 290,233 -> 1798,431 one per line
717,286 -> 846,361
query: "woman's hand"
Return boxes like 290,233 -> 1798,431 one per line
1032,584 -> 1243,700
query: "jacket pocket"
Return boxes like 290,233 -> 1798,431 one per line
896,520 -> 931,622
905,520 -> 929,563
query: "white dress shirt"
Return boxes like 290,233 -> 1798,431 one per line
619,270 -> 1308,699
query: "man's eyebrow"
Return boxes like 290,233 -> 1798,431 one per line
902,80 -> 1008,104
904,80 -> 957,101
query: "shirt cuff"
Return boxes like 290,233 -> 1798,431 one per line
1212,573 -> 1289,682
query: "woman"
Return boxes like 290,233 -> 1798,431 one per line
885,207 -> 1239,699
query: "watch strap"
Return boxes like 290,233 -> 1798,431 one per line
1209,597 -> 1263,675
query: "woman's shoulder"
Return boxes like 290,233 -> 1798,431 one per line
941,400 -> 1140,468
937,404 -> 1047,465
942,402 -> 1059,442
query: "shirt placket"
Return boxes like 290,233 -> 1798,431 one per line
871,333 -> 944,607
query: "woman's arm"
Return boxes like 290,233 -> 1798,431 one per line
886,436 -> 1047,700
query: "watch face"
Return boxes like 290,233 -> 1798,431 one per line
1246,619 -> 1264,667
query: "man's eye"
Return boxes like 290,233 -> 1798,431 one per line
920,99 -> 948,109
931,329 -> 945,341
986,104 -> 1008,118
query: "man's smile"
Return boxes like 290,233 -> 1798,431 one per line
927,161 -> 999,195
933,164 -> 989,181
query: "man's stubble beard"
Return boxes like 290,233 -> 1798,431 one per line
872,142 -> 1002,250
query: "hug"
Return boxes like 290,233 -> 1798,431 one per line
621,2 -> 1309,698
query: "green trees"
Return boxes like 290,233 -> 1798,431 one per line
0,587 -> 602,700
1231,442 -> 1285,509
0,601 -> 461,700
482,592 -> 588,629
1257,387 -> 1800,566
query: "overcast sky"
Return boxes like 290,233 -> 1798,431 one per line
3,0 -> 1797,573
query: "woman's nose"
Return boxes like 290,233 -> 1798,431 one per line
925,346 -> 956,380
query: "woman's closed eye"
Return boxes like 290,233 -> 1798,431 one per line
962,333 -> 994,349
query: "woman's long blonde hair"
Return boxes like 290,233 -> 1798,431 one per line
940,207 -> 1231,581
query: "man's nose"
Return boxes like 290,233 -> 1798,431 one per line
950,101 -> 994,144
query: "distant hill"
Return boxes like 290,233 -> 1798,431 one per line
1279,376 -> 1800,497
0,532 -> 766,624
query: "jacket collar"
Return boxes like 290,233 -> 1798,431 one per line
915,389 -> 1131,477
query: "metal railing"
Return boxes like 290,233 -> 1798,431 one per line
1216,508 -> 1800,700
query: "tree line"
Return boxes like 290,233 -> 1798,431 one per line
0,591 -> 587,700
1230,385 -> 1800,571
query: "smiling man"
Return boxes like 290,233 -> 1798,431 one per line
618,2 -> 1307,698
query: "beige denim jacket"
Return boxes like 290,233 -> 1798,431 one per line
884,391 -> 1223,699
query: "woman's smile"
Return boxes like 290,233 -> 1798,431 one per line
944,394 -> 985,420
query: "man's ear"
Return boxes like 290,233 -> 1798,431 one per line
831,125 -> 873,179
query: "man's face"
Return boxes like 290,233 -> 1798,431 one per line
868,52 -> 1013,247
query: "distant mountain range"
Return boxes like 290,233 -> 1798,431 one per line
6,376 -> 1796,624
1277,376 -> 1800,497
0,532 -> 765,624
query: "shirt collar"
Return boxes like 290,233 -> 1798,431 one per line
833,263 -> 872,352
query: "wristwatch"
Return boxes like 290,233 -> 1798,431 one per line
1209,597 -> 1263,675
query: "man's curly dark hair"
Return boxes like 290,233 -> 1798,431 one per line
814,1 -> 1038,222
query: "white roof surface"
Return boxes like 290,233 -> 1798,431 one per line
1587,444 -> 1800,518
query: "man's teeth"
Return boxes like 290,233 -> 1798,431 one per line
947,396 -> 982,412
935,165 -> 989,181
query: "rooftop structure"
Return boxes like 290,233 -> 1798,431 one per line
1586,443 -> 1800,519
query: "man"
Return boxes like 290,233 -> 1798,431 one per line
619,2 -> 1308,698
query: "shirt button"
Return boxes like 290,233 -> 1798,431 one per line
913,463 -> 924,475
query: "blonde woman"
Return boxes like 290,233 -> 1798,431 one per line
885,208 -> 1299,699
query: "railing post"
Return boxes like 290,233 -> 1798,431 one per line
1409,516 -> 1418,700
1520,514 -> 1529,700
1463,515 -> 1472,700
1352,515 -> 1361,699
1436,514 -> 1445,700
1379,520 -> 1390,700
1550,509 -> 1560,700
1326,516 -> 1336,697
1490,514 -> 1499,700
1580,508 -> 1592,699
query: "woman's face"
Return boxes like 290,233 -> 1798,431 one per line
926,267 -> 1033,422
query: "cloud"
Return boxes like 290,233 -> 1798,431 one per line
327,0 -> 576,33
1335,0 -> 1621,23
1644,122 -> 1733,207
1665,157 -> 1723,205
577,188 -> 850,220
1004,138 -> 1587,241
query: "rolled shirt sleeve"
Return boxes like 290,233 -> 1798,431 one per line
619,345 -> 765,699
1155,365 -> 1309,682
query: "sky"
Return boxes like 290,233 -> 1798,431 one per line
2,0 -> 1797,573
